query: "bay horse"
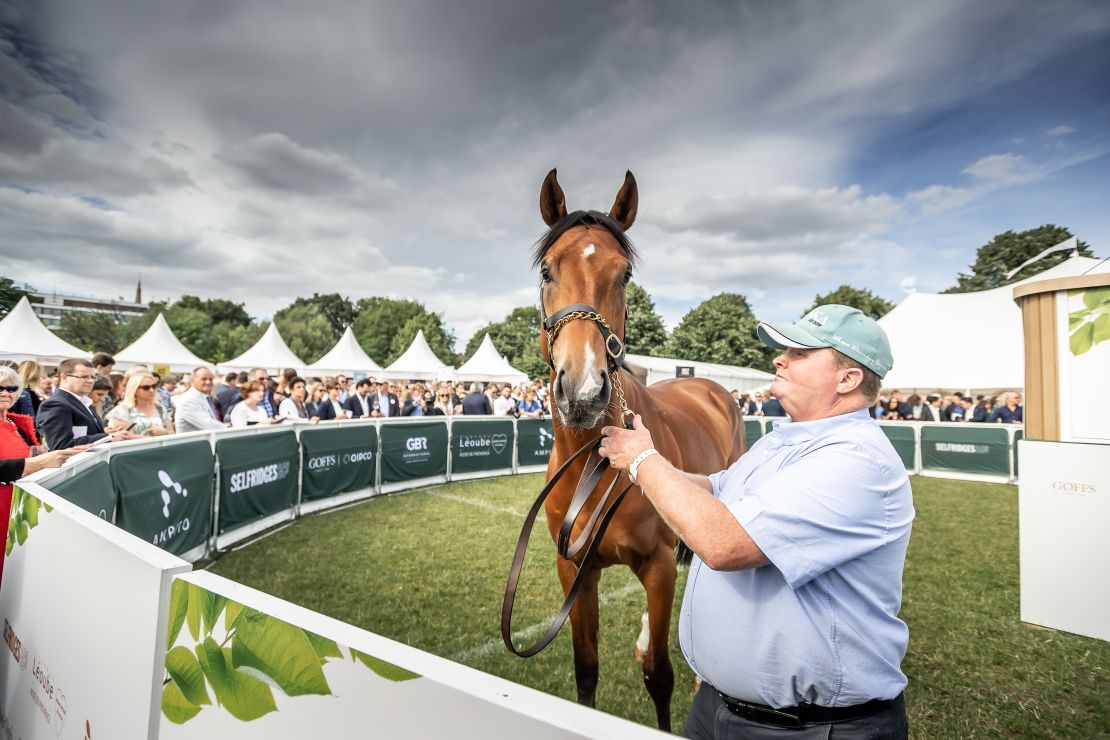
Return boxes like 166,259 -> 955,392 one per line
532,169 -> 744,731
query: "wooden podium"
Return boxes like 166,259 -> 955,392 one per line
1012,272 -> 1109,641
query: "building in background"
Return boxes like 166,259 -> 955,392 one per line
18,278 -> 147,329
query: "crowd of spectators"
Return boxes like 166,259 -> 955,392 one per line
1,352 -> 555,450
3,350 -> 1026,458
871,390 -> 1023,424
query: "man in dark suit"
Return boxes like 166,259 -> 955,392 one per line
344,379 -> 375,419
370,380 -> 399,417
215,372 -> 243,418
37,358 -> 136,449
920,393 -> 944,422
461,383 -> 493,415
761,395 -> 787,417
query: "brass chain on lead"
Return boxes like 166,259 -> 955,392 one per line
545,310 -> 635,421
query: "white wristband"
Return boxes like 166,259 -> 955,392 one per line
628,448 -> 659,484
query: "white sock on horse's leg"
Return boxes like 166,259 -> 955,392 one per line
635,611 -> 650,664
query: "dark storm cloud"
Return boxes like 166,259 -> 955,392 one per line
0,0 -> 1107,340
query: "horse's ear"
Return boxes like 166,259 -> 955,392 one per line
609,170 -> 638,231
540,168 -> 567,226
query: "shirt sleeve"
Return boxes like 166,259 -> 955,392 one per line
728,441 -> 897,589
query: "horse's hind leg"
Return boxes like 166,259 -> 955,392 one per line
635,546 -> 676,732
557,556 -> 602,707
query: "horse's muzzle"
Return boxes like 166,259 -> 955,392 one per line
554,369 -> 611,428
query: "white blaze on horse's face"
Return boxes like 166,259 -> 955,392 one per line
577,343 -> 600,400
582,244 -> 596,258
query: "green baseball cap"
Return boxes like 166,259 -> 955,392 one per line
757,304 -> 893,378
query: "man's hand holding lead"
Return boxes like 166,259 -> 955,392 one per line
598,414 -> 654,471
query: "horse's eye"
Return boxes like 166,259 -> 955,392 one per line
623,270 -> 632,285
541,266 -> 552,283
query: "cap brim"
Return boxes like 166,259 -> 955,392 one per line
756,322 -> 829,350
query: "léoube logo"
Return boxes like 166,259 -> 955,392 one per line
491,433 -> 508,454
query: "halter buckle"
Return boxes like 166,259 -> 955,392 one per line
605,333 -> 624,361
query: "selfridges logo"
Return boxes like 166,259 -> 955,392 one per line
934,442 -> 990,454
229,461 -> 292,493
154,470 -> 190,546
402,436 -> 431,462
457,433 -> 508,458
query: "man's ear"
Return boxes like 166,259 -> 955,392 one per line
837,367 -> 864,394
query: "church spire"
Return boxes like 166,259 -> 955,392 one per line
135,274 -> 142,304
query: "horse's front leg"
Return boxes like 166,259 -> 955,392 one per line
635,545 -> 676,732
556,556 -> 602,707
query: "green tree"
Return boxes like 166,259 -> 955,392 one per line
464,306 -> 547,379
0,277 -> 29,316
625,282 -> 668,356
803,285 -> 894,320
175,296 -> 251,327
276,294 -> 356,341
387,313 -> 457,367
944,225 -> 1094,293
56,311 -> 122,353
665,293 -> 774,371
273,304 -> 335,364
211,322 -> 266,363
353,297 -> 451,365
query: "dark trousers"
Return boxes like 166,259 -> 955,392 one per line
685,682 -> 908,740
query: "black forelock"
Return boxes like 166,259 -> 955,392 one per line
531,210 -> 639,269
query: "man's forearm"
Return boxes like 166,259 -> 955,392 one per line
634,455 -> 768,571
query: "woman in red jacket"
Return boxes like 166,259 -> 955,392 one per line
0,366 -> 80,586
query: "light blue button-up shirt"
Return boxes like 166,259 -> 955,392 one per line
679,407 -> 914,708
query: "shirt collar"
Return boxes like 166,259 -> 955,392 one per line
770,406 -> 872,444
61,387 -> 93,408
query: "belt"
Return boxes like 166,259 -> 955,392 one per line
717,691 -> 898,729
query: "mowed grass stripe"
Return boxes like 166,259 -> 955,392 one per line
211,474 -> 1110,737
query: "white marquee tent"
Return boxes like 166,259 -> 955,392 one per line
305,326 -> 383,378
114,313 -> 209,373
454,334 -> 529,384
0,297 -> 88,364
219,323 -> 305,374
381,329 -> 453,380
623,353 -> 775,392
879,254 -> 1109,391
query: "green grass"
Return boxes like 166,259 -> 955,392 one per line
209,475 -> 1110,737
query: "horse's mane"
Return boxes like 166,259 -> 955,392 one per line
531,210 -> 639,269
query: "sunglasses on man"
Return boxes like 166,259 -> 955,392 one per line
0,385 -> 20,393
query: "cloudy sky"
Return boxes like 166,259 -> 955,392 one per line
2,0 -> 1108,349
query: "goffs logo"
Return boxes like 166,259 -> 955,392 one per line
809,311 -> 828,327
158,470 -> 188,518
538,428 -> 555,448
406,437 -> 428,451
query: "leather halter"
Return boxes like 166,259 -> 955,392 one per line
540,300 -> 627,372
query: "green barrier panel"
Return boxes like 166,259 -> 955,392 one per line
920,426 -> 1010,476
49,462 -> 118,521
517,418 -> 555,468
743,419 -> 763,448
380,422 -> 448,483
216,432 -> 299,534
110,441 -> 214,555
300,425 -> 377,501
452,419 -> 515,474
1013,429 -> 1023,478
880,425 -> 916,470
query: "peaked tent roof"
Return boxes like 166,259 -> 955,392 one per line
879,254 -> 1109,391
381,329 -> 454,380
219,323 -> 305,373
115,313 -> 210,373
624,353 -> 775,392
454,334 -> 528,383
305,326 -> 383,377
0,296 -> 88,363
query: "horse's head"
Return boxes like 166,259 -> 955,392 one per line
534,168 -> 639,429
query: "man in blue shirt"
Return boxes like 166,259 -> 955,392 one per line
987,392 -> 1023,424
601,305 -> 913,738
